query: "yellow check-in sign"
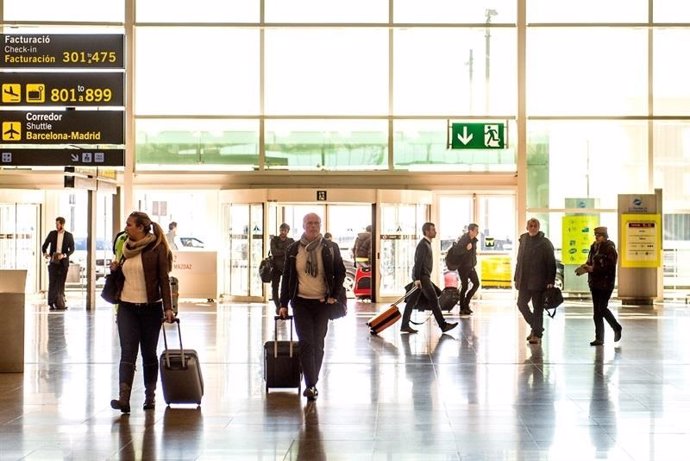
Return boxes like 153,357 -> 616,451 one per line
2,84 -> 22,103
2,121 -> 22,141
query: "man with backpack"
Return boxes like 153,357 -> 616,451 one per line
352,225 -> 372,267
448,223 -> 480,316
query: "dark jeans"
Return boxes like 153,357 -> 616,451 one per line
292,297 -> 330,388
459,268 -> 480,308
116,302 -> 164,386
401,277 -> 447,328
47,262 -> 68,305
591,287 -> 621,341
271,269 -> 283,311
517,289 -> 545,337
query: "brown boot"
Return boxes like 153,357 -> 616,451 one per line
143,385 -> 156,410
110,383 -> 132,414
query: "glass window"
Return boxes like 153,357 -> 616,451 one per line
655,0 -> 690,22
654,29 -> 690,115
527,28 -> 647,115
135,27 -> 260,115
394,0 -> 516,24
4,0 -> 124,21
394,28 -> 516,115
653,121 -> 690,212
527,121 -> 648,210
393,120 -> 516,172
528,0 -> 647,23
136,0 -> 258,23
135,119 -> 259,170
264,28 -> 388,115
264,119 -> 387,171
265,0 -> 387,23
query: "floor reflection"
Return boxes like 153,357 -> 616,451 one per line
2,297 -> 690,459
589,346 -> 619,457
296,402 -> 326,461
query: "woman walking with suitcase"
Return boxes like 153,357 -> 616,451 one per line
110,211 -> 175,413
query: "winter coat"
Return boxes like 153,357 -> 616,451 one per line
514,231 -> 556,291
456,232 -> 478,273
586,239 -> 617,291
270,235 -> 294,273
279,239 -> 346,307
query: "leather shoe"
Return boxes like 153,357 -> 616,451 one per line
590,340 -> 604,346
459,309 -> 471,316
614,326 -> 622,342
528,336 -> 541,345
49,304 -> 55,310
440,322 -> 458,333
302,386 -> 318,401
400,326 -> 417,334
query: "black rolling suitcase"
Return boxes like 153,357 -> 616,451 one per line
264,315 -> 302,393
160,318 -> 204,406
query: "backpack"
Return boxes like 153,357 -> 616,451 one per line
445,242 -> 462,271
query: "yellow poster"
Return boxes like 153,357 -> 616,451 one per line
620,213 -> 661,268
562,215 -> 599,265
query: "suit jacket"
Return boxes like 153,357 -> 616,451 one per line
411,237 -> 433,280
41,230 -> 75,267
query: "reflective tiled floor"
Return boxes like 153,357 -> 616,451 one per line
2,293 -> 690,460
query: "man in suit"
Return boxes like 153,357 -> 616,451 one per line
400,222 -> 458,334
42,217 -> 75,310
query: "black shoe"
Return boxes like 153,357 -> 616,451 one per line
459,309 -> 472,316
49,304 -> 55,310
590,340 -> 604,346
614,326 -> 622,342
528,335 -> 541,345
400,325 -> 418,334
441,322 -> 458,333
143,401 -> 155,411
302,386 -> 318,401
110,399 -> 131,414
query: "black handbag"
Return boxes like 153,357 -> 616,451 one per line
328,290 -> 348,320
101,258 -> 125,304
259,256 -> 274,283
543,286 -> 564,318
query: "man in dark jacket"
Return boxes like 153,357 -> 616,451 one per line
400,222 -> 457,334
270,223 -> 295,311
456,223 -> 480,315
41,216 -> 75,310
514,218 -> 556,344
576,226 -> 622,346
278,213 -> 346,401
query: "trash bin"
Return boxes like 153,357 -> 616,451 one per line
0,270 -> 27,372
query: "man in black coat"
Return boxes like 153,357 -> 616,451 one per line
456,223 -> 480,315
400,222 -> 457,334
41,217 -> 75,310
514,218 -> 556,344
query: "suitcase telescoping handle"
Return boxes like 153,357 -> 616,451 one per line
394,285 -> 418,307
273,315 -> 295,359
162,318 -> 186,369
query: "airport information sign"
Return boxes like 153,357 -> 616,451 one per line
1,110 -> 124,145
0,148 -> 125,166
1,72 -> 124,107
0,33 -> 126,167
1,34 -> 125,68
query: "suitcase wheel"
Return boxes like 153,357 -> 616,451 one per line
369,328 -> 378,336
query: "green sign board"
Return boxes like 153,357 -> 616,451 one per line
450,122 -> 506,149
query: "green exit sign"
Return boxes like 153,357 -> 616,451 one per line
450,122 -> 506,149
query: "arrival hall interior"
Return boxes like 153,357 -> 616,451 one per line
2,1 -> 690,460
